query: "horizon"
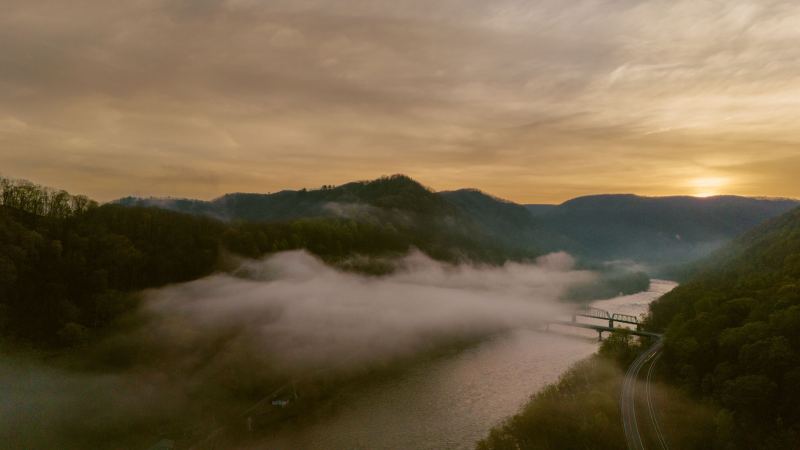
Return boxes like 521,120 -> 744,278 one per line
3,1 -> 800,203
10,172 -> 795,206
3,2 -> 800,448
1,171 -> 789,204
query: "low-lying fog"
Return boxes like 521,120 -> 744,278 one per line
2,250 -> 597,448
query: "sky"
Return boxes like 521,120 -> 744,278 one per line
1,0 -> 799,203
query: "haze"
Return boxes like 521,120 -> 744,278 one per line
2,0 -> 799,202
1,250 -> 589,448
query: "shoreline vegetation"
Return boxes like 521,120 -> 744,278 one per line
477,331 -> 645,450
477,331 -> 717,450
480,204 -> 800,449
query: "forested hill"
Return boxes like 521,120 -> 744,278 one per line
439,189 -> 567,254
120,175 -> 550,257
0,176 -> 539,346
647,205 -> 800,448
527,194 -> 799,270
118,175 -> 456,222
121,183 -> 797,272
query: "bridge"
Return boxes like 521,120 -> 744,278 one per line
547,307 -> 661,341
573,307 -> 641,329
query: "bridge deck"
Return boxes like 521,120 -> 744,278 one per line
573,307 -> 641,326
548,320 -> 661,339
575,313 -> 639,326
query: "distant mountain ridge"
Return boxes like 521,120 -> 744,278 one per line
116,177 -> 800,272
118,175 -> 452,222
119,175 -> 541,261
526,194 -> 800,269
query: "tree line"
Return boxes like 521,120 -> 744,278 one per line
1,176 -> 97,218
0,177 -> 537,347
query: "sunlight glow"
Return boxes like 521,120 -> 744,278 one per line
690,177 -> 728,197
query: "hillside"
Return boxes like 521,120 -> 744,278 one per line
439,189 -> 568,253
0,176 -> 543,346
118,175 -> 455,222
647,205 -> 800,448
120,176 -> 548,261
121,182 -> 798,274
528,194 -> 799,270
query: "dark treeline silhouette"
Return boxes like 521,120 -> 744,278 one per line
1,177 -> 97,217
119,182 -> 799,276
0,200 -> 223,345
0,176 -> 537,347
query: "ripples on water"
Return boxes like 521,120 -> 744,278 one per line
263,280 -> 677,450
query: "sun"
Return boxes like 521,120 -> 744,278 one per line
690,177 -> 728,197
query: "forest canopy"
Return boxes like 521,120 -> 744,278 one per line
647,206 -> 800,448
0,176 -> 540,346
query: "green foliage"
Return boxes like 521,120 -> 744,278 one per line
120,175 -> 542,265
477,357 -> 626,450
1,176 -> 97,217
119,174 -> 454,221
479,339 -> 720,450
440,189 -> 561,254
0,203 -> 224,345
648,206 -> 800,448
598,329 -> 644,367
0,177 -> 542,347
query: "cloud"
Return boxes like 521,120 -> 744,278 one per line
0,250 -> 594,448
1,1 -> 799,201
141,250 -> 588,373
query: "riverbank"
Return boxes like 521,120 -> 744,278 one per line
478,355 -> 626,449
257,330 -> 599,449
248,280 -> 677,449
477,279 -> 721,449
476,337 -> 717,449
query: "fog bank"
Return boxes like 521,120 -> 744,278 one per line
142,250 -> 591,373
1,250 -> 595,448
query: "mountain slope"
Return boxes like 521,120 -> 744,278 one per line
118,175 -> 454,222
528,194 -> 799,269
120,176 -> 548,260
439,189 -> 565,253
1,176 -> 546,346
647,205 -> 800,448
119,180 -> 798,273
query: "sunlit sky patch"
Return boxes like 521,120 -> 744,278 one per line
1,0 -> 799,203
690,177 -> 729,198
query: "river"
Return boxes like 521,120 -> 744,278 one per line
262,279 -> 677,450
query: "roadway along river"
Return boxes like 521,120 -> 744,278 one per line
263,279 -> 678,450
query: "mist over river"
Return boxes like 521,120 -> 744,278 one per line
0,249 -> 675,450
260,279 -> 677,449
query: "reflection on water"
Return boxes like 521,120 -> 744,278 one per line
262,280 -> 677,450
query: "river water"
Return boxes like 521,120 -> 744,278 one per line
263,279 -> 677,450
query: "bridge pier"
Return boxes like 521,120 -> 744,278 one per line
598,331 -> 603,342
